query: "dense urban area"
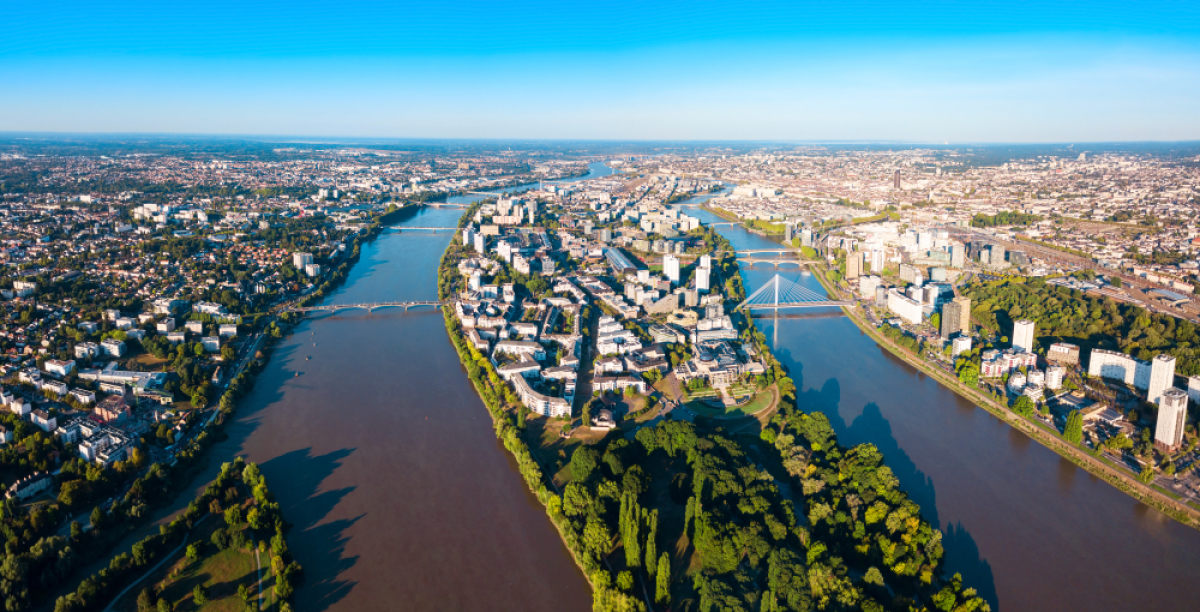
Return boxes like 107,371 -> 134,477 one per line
0,138 -> 1199,611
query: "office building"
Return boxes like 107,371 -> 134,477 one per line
1012,320 -> 1035,353
696,266 -> 710,292
940,296 -> 971,339
663,254 -> 680,284
893,170 -> 901,189
1147,354 -> 1177,406
1155,388 -> 1188,451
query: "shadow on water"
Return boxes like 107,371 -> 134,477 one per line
785,358 -> 1000,610
260,447 -> 362,612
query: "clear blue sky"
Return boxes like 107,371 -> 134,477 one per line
4,1 -> 1200,142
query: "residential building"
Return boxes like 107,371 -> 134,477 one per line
1154,388 -> 1188,451
1047,343 -> 1081,366
663,254 -> 680,284
31,409 -> 56,432
846,251 -> 863,280
5,473 -> 51,501
940,296 -> 971,338
886,288 -> 923,325
952,336 -> 972,356
101,339 -> 127,357
1147,354 -> 1177,406
44,359 -> 75,377
1046,366 -> 1065,390
1012,320 -> 1036,353
695,266 -> 710,292
75,342 -> 100,359
511,375 -> 571,418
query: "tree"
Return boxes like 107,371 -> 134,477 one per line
186,543 -> 200,563
1064,410 -> 1083,444
570,446 -> 600,483
655,552 -> 671,604
156,599 -> 171,612
137,588 -> 157,612
1139,466 -> 1157,484
616,571 -> 634,591
192,585 -> 209,605
1012,395 -> 1035,417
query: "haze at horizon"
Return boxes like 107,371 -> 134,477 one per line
4,1 -> 1200,142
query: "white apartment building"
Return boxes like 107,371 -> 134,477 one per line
101,339 -> 126,357
858,275 -> 881,298
1088,349 -> 1152,389
512,375 -> 571,418
1146,354 -> 1176,406
1012,320 -> 1036,353
1046,366 -> 1065,390
695,266 -> 710,292
663,254 -> 680,285
886,288 -> 923,325
1155,388 -> 1188,451
952,336 -> 972,356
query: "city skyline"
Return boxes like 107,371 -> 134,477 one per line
5,1 -> 1200,141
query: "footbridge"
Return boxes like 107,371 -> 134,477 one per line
284,301 -> 448,314
736,274 -> 852,310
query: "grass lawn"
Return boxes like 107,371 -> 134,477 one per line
114,519 -> 268,612
132,353 -> 171,368
525,417 -> 585,488
687,391 -> 773,419
652,378 -> 678,401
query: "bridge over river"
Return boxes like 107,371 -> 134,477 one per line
284,301 -> 448,314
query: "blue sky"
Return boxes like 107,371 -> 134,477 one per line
4,1 -> 1200,142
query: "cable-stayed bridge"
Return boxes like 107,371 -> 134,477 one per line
736,274 -> 852,310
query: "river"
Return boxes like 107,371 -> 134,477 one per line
93,169 -> 1198,612
682,203 -> 1200,612
445,160 -> 615,204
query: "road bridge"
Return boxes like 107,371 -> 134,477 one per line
388,227 -> 458,232
284,301 -> 447,314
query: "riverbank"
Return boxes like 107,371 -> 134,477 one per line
802,256 -> 1200,531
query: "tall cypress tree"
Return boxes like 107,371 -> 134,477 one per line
655,552 -> 671,604
620,492 -> 642,568
645,509 -> 659,576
